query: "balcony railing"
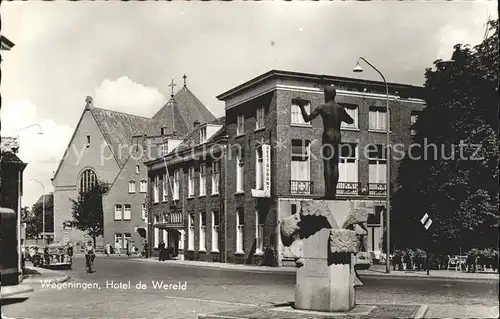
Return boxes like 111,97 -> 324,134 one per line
337,182 -> 361,196
368,183 -> 387,196
290,180 -> 314,195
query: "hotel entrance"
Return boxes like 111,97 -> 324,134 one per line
154,210 -> 184,259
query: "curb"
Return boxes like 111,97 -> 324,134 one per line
22,275 -> 71,285
358,271 -> 499,282
0,285 -> 34,299
412,304 -> 429,319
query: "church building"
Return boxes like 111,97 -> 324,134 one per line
51,76 -> 215,252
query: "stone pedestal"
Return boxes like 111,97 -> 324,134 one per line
290,200 -> 368,313
295,228 -> 355,312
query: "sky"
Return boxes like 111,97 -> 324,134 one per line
1,0 -> 497,208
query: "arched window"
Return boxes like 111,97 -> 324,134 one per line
79,168 -> 97,192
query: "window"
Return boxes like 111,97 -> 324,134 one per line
200,127 -> 207,143
291,101 -> 310,125
140,180 -> 147,193
124,233 -> 131,248
367,206 -> 384,226
188,167 -> 195,197
86,135 -> 91,144
255,210 -> 264,254
153,176 -> 160,203
340,103 -> 358,129
236,208 -> 244,253
154,215 -> 160,248
162,214 -> 168,246
136,165 -> 140,174
410,111 -> 420,135
339,143 -> 358,182
162,174 -> 168,202
79,168 -> 97,192
188,213 -> 195,250
256,106 -> 265,130
122,204 -> 131,220
237,114 -> 245,135
236,149 -> 244,192
173,170 -> 180,200
159,144 -> 167,156
199,164 -> 206,196
291,140 -> 310,182
141,204 -> 147,220
212,211 -> 219,252
291,204 -> 297,215
368,144 -> 387,184
128,181 -> 136,193
199,212 -> 206,251
114,204 -> 123,220
369,106 -> 389,130
114,233 -> 122,248
212,161 -> 220,194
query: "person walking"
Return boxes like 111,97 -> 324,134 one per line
115,239 -> 121,256
126,239 -> 130,257
159,241 -> 165,261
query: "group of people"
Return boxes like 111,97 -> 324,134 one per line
104,239 -> 137,256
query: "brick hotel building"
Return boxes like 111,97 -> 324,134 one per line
145,70 -> 425,265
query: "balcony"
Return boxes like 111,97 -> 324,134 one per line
337,182 -> 361,196
368,183 -> 387,196
290,180 -> 314,195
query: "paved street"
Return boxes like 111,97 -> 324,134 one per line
3,256 -> 498,319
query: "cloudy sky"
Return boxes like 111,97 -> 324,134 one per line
1,1 -> 497,207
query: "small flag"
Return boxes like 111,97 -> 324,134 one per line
420,213 -> 433,230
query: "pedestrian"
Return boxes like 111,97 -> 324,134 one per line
104,242 -> 110,256
144,241 -> 149,258
159,241 -> 165,261
67,243 -> 74,263
131,242 -> 136,255
115,239 -> 121,256
126,240 -> 130,257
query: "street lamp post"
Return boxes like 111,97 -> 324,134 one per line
353,57 -> 391,273
32,179 -> 46,245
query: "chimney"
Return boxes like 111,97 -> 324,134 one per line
193,121 -> 200,128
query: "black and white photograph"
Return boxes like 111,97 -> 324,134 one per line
0,1 -> 498,318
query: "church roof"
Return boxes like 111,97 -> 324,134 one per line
89,106 -> 162,167
152,86 -> 216,135
52,80 -> 214,181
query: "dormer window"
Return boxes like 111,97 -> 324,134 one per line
86,135 -> 91,147
161,127 -> 167,135
200,127 -> 207,144
159,144 -> 167,156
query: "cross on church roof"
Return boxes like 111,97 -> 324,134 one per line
183,74 -> 187,87
168,79 -> 176,97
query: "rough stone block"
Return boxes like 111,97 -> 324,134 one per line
329,229 -> 358,254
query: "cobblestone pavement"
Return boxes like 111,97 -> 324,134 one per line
3,256 -> 498,319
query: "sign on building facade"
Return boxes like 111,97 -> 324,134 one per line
251,144 -> 271,198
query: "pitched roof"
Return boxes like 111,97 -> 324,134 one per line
153,86 -> 216,135
89,106 -> 162,167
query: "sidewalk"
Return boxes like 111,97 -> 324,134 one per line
359,263 -> 500,281
21,267 -> 71,285
131,258 -> 499,280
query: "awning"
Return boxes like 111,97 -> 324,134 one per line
153,223 -> 183,230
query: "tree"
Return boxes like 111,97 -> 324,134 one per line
392,20 -> 499,254
70,180 -> 110,248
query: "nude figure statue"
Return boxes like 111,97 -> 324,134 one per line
292,86 -> 354,200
